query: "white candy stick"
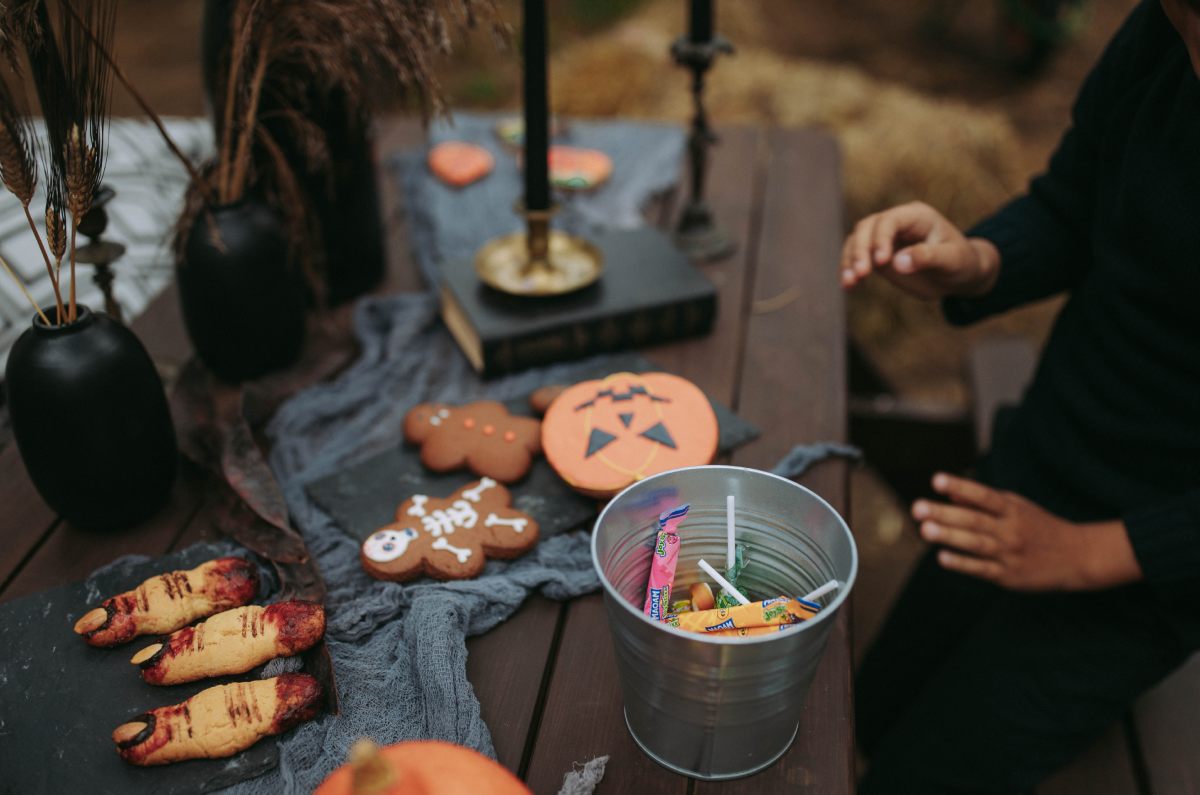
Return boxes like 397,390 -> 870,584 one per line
726,495 -> 736,571
800,579 -> 840,603
698,559 -> 751,606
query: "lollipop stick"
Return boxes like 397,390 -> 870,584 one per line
698,558 -> 751,605
800,579 -> 840,604
725,495 -> 736,570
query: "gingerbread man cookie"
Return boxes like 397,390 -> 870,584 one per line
404,401 -> 541,483
361,478 -> 539,581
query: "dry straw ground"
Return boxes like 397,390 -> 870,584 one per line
549,0 -> 1070,405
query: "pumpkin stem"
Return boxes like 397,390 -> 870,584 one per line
350,738 -> 396,794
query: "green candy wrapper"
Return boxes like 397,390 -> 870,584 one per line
715,545 -> 748,609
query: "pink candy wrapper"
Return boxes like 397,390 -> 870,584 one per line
643,504 -> 690,620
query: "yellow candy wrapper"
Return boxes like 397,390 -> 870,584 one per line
707,623 -> 804,638
664,596 -> 820,634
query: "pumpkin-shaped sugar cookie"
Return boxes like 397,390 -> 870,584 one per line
541,372 -> 718,498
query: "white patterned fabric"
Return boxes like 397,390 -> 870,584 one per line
0,117 -> 212,369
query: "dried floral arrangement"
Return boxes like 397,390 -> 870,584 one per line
178,0 -> 501,284
0,0 -> 117,327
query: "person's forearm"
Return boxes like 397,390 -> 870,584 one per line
1078,520 -> 1144,589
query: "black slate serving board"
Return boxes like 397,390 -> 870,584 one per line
0,543 -> 298,794
305,355 -> 760,544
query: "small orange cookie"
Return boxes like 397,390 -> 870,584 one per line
529,384 -> 566,416
428,141 -> 494,188
404,401 -> 541,483
541,372 -> 719,498
360,478 -> 539,581
549,146 -> 612,191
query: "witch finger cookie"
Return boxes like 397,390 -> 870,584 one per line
361,478 -> 539,581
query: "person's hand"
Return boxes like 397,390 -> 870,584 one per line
840,201 -> 1000,299
911,473 -> 1143,591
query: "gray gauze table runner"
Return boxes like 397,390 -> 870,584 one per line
395,111 -> 685,285
215,118 -> 688,793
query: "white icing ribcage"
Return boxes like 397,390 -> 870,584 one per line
407,495 -> 429,518
461,477 -> 498,503
421,499 -> 479,536
431,537 -> 472,563
485,513 -> 528,532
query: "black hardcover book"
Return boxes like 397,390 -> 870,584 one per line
440,227 -> 717,377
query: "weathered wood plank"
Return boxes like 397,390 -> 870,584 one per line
0,460 -> 209,603
465,597 -> 563,774
695,127 -> 852,794
523,594 -> 690,795
1133,653 -> 1200,795
642,125 -> 766,401
524,127 -> 801,793
0,445 -> 59,590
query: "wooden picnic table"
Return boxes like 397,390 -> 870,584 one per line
0,118 -> 852,793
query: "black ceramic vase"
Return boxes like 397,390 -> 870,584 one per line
177,200 -> 307,382
5,306 -> 177,530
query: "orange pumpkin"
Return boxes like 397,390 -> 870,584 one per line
541,371 -> 719,498
314,739 -> 530,795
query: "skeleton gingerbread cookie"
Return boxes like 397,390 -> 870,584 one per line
404,401 -> 541,484
360,478 -> 539,581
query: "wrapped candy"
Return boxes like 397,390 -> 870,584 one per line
664,596 -> 820,634
642,504 -> 690,620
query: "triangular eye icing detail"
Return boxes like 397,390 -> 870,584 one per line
640,422 -> 677,449
585,428 -> 619,458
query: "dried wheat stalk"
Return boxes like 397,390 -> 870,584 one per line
58,0 -> 210,200
0,63 -> 64,321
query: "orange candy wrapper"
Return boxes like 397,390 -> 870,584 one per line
664,596 -> 820,635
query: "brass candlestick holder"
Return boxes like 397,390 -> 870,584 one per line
74,185 -> 127,323
671,35 -> 736,263
475,204 -> 602,297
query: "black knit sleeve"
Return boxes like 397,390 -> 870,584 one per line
1125,491 -> 1200,608
943,1 -> 1163,325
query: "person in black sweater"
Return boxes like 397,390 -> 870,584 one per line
844,1 -> 1200,791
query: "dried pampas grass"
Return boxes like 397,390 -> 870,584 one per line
210,0 -> 499,204
177,0 -> 497,295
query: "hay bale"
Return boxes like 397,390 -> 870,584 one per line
552,25 -> 1025,230
551,3 -> 1032,401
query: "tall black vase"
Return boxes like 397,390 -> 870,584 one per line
201,0 -> 386,307
177,199 -> 307,382
5,306 -> 177,530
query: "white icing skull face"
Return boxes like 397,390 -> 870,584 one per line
362,527 -> 419,563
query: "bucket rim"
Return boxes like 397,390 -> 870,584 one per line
590,464 -> 859,645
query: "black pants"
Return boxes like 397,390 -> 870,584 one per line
856,414 -> 1192,794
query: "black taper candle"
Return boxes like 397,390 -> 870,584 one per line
689,0 -> 713,43
523,0 -> 550,212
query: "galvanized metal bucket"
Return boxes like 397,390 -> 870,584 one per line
591,465 -> 858,780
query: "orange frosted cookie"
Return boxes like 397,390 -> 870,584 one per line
541,372 -> 718,498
